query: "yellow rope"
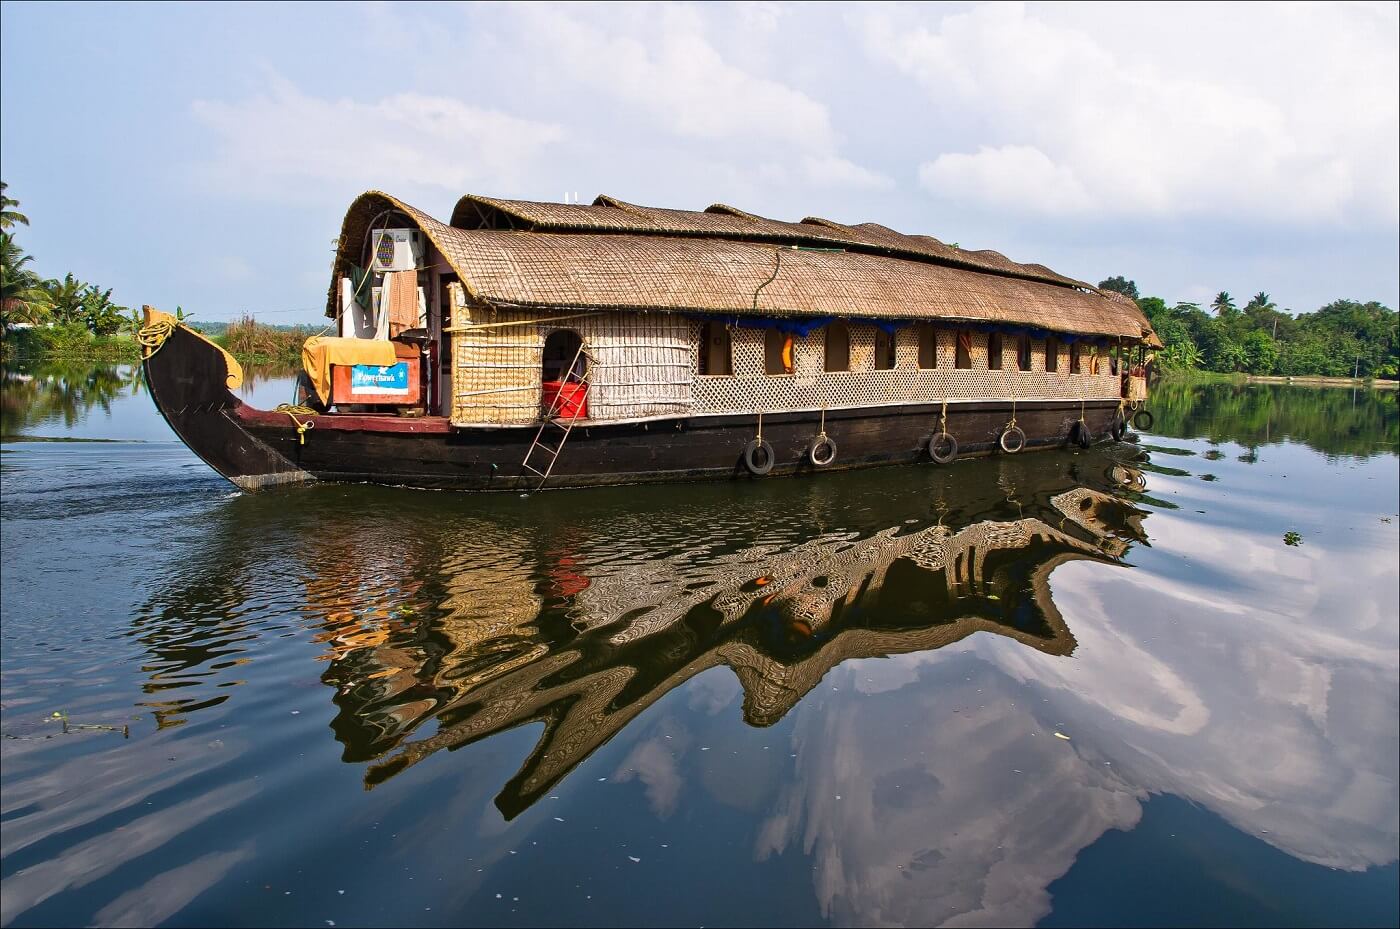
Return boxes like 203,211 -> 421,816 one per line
274,404 -> 318,444
136,319 -> 176,360
938,398 -> 948,433
1007,397 -> 1018,431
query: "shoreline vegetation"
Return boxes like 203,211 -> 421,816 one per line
0,314 -> 317,368
1097,276 -> 1398,382
2,182 -> 1395,385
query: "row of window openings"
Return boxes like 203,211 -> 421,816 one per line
698,323 -> 1092,376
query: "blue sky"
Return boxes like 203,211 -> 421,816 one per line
2,1 -> 1396,323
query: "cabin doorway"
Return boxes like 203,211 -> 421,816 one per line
543,329 -> 586,382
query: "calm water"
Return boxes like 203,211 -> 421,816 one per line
1,362 -> 1397,928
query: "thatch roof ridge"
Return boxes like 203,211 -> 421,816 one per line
449,193 -> 1095,291
328,191 -> 1158,344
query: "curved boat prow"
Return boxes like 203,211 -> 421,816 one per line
139,305 -> 315,491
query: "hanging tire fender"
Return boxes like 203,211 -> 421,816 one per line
808,435 -> 837,467
928,432 -> 958,464
1073,419 -> 1094,448
1132,409 -> 1155,431
999,426 -> 1026,454
1110,412 -> 1128,441
743,438 -> 776,475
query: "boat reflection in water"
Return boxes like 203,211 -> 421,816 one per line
275,452 -> 1153,819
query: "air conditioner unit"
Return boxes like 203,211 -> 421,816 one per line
369,228 -> 424,272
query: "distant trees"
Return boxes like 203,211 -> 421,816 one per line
1097,276 -> 1139,299
0,181 -> 129,337
1111,274 -> 1398,379
44,272 -> 127,336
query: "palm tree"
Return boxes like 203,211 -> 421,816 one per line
0,232 -> 49,325
1247,291 -> 1272,310
44,273 -> 88,326
1211,292 -> 1235,315
0,182 -> 30,230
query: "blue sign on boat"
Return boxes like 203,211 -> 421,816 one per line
350,363 -> 410,395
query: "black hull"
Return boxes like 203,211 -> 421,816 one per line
144,319 -> 1129,492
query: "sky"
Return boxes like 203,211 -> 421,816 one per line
1,0 -> 1396,323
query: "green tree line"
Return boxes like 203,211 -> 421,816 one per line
1098,276 -> 1398,379
1,182 -> 129,337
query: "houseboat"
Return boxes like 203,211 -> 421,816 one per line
140,191 -> 1159,491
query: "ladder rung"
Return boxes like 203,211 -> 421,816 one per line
522,464 -> 547,476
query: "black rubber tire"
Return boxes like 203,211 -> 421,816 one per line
808,435 -> 837,467
1073,419 -> 1094,448
1110,413 -> 1128,441
1132,409 -> 1155,431
928,432 -> 958,464
743,438 -> 775,475
999,426 -> 1026,454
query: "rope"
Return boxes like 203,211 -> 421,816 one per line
939,398 -> 948,433
136,318 -> 176,360
756,411 -> 763,443
752,247 -> 787,312
1007,397 -> 1018,431
275,404 -> 318,444
818,406 -> 827,439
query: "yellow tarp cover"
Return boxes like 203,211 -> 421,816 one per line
302,336 -> 399,403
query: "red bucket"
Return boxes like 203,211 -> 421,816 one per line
542,380 -> 588,419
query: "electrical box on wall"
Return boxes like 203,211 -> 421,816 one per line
369,229 -> 424,272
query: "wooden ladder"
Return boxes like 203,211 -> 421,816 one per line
520,343 -> 594,492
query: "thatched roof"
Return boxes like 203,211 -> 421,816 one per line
327,191 -> 1158,343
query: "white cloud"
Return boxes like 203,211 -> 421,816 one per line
863,1 -> 1399,224
191,74 -> 564,197
919,145 -> 1090,213
801,154 -> 895,191
504,3 -> 890,191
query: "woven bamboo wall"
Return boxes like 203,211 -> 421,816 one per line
451,309 -> 691,426
451,328 -> 543,425
584,313 -> 692,420
689,323 -> 1122,415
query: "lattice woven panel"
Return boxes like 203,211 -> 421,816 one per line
689,324 -> 1121,416
453,310 -> 1124,426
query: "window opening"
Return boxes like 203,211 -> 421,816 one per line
875,329 -> 896,370
765,327 -> 794,375
917,324 -> 937,369
698,321 -> 733,375
825,321 -> 850,372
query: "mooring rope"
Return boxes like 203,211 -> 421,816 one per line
274,404 -> 318,444
136,318 -> 176,360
